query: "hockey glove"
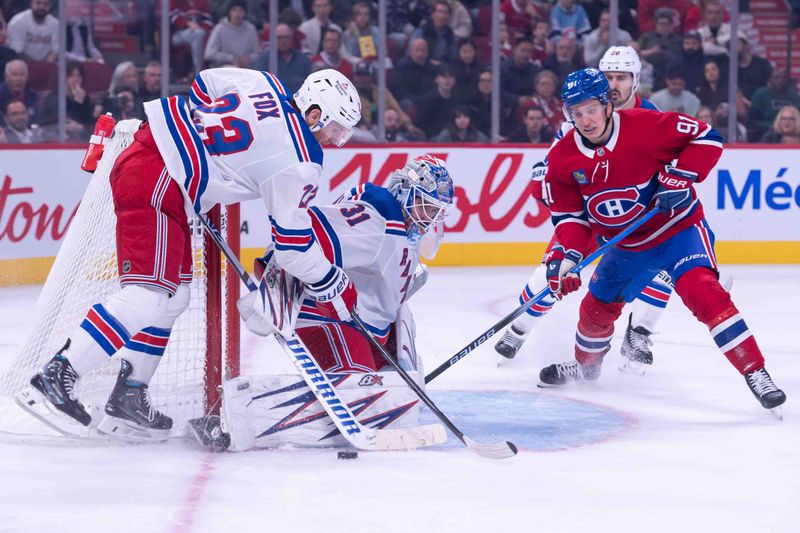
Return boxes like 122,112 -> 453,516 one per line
545,245 -> 583,300
306,266 -> 358,322
655,166 -> 697,216
236,284 -> 277,337
530,159 -> 549,206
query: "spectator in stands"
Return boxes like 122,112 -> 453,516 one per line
649,68 -> 701,116
211,0 -> 268,32
416,62 -> 461,139
204,0 -> 260,69
1,99 -> 38,142
469,67 -> 517,137
760,105 -> 800,144
139,61 -> 162,102
695,59 -> 727,111
505,105 -> 554,143
374,107 -> 426,142
343,1 -> 380,64
531,20 -> 553,66
696,105 -> 714,126
433,105 -> 488,143
108,61 -> 139,96
526,69 -> 563,130
501,37 -> 540,104
391,37 -> 437,107
0,25 -> 20,80
684,0 -> 728,31
749,70 -> 800,141
410,0 -> 457,66
737,33 -> 772,100
549,0 -> 591,44
714,101 -> 748,143
667,30 -> 705,97
352,60 -> 418,134
311,28 -> 353,78
299,0 -> 342,56
0,59 -> 36,121
542,36 -> 583,87
638,8 -> 682,89
501,0 -> 545,43
447,0 -> 472,40
453,38 -> 482,102
583,10 -> 632,67
38,62 -> 93,140
497,22 -> 514,59
637,0 -> 691,34
697,0 -> 730,59
6,0 -> 57,61
254,23 -> 311,93
65,19 -> 104,64
170,0 -> 213,80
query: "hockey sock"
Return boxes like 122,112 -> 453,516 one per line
675,267 -> 764,374
631,271 -> 673,332
118,284 -> 190,384
512,264 -> 556,334
65,285 -> 170,377
574,292 -> 624,365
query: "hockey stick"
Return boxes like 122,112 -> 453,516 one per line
424,207 -> 660,384
350,312 -> 517,459
198,215 -> 447,451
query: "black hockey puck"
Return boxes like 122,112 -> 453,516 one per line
338,451 -> 358,460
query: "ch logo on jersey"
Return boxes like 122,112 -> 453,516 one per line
586,187 -> 645,227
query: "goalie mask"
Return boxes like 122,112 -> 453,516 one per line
389,155 -> 454,258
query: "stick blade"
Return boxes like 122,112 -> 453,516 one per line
463,436 -> 518,459
373,423 -> 448,451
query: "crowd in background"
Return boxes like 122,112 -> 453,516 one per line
0,0 -> 798,144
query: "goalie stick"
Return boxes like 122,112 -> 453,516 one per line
198,215 -> 447,452
350,312 -> 518,459
424,207 -> 660,384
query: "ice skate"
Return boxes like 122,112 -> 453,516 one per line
187,415 -> 231,452
96,359 -> 173,442
538,359 -> 602,387
495,326 -> 527,365
15,340 -> 92,437
618,313 -> 654,376
744,368 -> 786,419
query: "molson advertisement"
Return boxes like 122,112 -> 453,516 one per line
1,145 -> 798,285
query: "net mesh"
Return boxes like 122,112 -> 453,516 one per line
0,119 -> 236,439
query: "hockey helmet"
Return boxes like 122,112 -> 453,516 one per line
599,46 -> 642,95
390,155 -> 454,237
294,69 -> 361,147
561,68 -> 611,122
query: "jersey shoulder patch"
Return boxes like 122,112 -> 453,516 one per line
639,98 -> 659,111
355,183 -> 406,225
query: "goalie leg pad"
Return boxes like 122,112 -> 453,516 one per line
296,323 -> 381,373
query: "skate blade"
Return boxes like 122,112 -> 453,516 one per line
770,406 -> 784,421
96,415 -> 171,443
618,358 -> 649,376
14,386 -> 91,438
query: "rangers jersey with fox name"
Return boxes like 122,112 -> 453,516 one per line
296,183 -> 416,342
544,108 -> 723,256
143,68 -> 332,285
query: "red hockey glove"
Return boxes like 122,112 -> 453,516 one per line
545,245 -> 582,300
306,266 -> 358,322
655,166 -> 697,216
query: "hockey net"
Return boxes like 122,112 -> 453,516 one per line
0,119 -> 240,439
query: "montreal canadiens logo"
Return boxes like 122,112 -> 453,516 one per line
587,187 -> 645,227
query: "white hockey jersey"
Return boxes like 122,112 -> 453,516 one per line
143,68 -> 332,285
296,183 -> 416,342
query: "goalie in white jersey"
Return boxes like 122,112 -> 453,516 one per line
17,68 -> 362,441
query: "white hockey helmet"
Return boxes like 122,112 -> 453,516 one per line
599,46 -> 642,94
294,69 -> 361,147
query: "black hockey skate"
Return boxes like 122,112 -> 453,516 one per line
744,368 -> 786,417
15,339 -> 92,437
495,326 -> 527,361
618,313 -> 654,375
96,359 -> 173,442
538,359 -> 602,387
187,415 -> 231,453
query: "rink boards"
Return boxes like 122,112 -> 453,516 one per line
1,144 -> 798,285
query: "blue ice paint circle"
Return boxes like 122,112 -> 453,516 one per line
421,390 -> 633,452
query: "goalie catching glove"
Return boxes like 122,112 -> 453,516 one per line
306,266 -> 358,322
545,245 -> 582,300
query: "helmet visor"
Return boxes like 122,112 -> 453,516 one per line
320,120 -> 353,147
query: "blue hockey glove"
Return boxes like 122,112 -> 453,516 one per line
655,166 -> 697,216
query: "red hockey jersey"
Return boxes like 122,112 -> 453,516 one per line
544,108 -> 723,256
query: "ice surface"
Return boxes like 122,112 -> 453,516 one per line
0,266 -> 798,533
